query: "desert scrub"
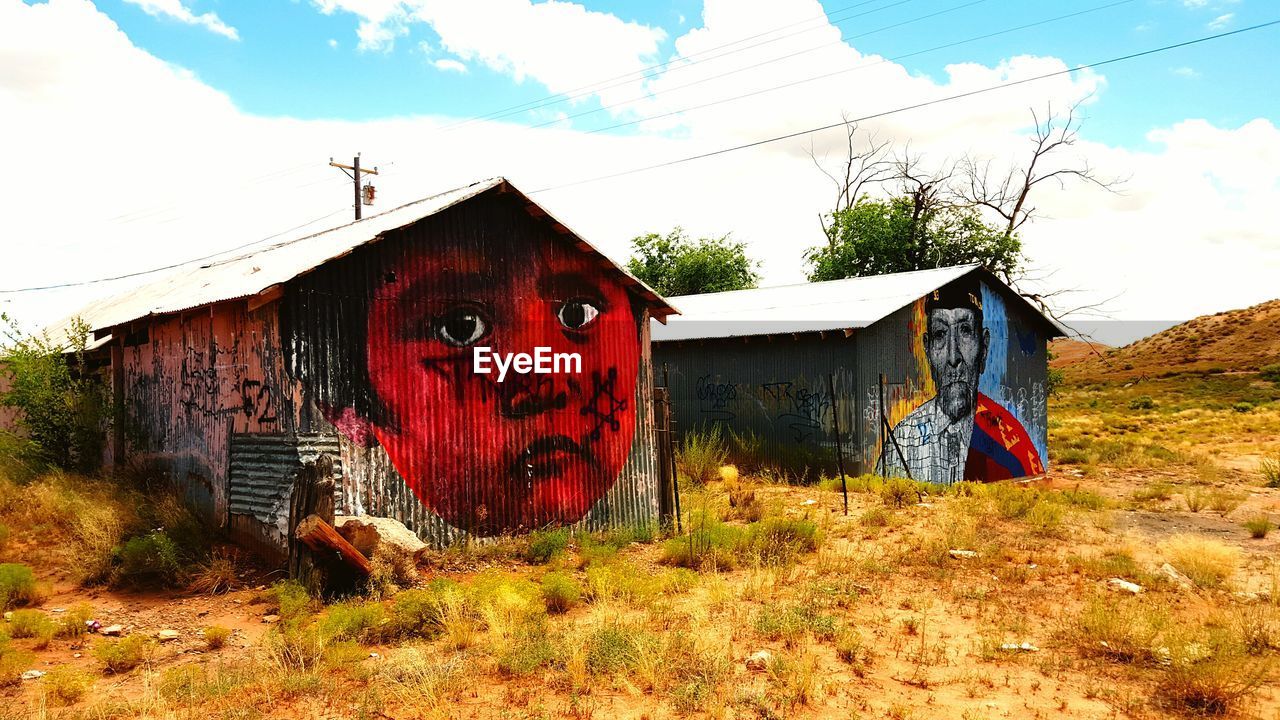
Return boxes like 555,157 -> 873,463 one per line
677,425 -> 729,485
203,625 -> 231,650
754,600 -> 837,648
0,563 -> 37,610
188,548 -> 240,596
1154,636 -> 1272,715
55,602 -> 93,639
259,579 -> 318,624
321,600 -> 387,644
496,621 -> 558,678
94,635 -> 155,673
879,477 -> 923,508
113,530 -> 183,587
41,666 -> 92,706
859,507 -> 892,527
385,582 -> 460,639
1244,515 -> 1274,539
9,609 -> 55,648
1070,596 -> 1168,664
541,571 -> 581,613
1132,482 -> 1174,503
661,513 -> 746,571
523,527 -> 570,564
835,629 -> 873,676
1161,534 -> 1240,589
1261,454 -> 1280,488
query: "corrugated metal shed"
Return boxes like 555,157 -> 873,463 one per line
48,178 -> 675,340
652,265 -> 1067,342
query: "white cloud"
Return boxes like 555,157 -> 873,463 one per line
433,58 -> 466,73
310,0 -> 665,106
122,0 -> 238,40
1172,66 -> 1201,78
328,38 -> 338,48
1182,0 -> 1209,7
1,0 -> 1277,334
1208,13 -> 1234,29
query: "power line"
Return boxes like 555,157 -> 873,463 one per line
437,0 -> 924,132
581,0 -> 1137,136
529,19 -> 1280,194
0,207 -> 352,294
531,0 -> 1129,136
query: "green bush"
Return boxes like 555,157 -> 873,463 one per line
660,514 -> 746,571
94,635 -> 154,673
1244,516 -> 1273,539
9,609 -> 55,647
387,582 -> 456,639
496,621 -> 558,677
0,315 -> 108,473
42,666 -> 92,706
541,571 -> 581,614
745,517 -> 821,565
262,579 -> 317,623
524,528 -> 570,564
1233,401 -> 1255,413
677,425 -> 729,485
321,600 -> 387,644
1128,396 -> 1156,410
113,531 -> 182,587
1260,363 -> 1280,383
56,602 -> 93,639
0,563 -> 37,610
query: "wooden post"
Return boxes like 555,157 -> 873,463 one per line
287,455 -> 336,585
828,373 -> 849,516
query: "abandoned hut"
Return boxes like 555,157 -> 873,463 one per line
651,265 -> 1066,484
47,178 -> 678,557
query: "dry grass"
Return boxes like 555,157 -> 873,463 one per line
1161,534 -> 1241,590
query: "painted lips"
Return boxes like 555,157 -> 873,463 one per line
513,435 -> 593,480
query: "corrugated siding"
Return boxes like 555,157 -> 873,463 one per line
116,190 -> 663,551
653,333 -> 860,478
279,190 -> 661,546
228,433 -> 343,546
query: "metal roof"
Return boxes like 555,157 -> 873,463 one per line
48,177 -> 676,344
652,264 -> 1068,342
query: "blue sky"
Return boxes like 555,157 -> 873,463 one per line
4,0 -> 1279,333
92,0 -> 1278,150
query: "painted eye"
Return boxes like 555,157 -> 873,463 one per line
557,299 -> 600,331
434,306 -> 490,347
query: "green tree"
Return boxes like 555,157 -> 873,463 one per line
0,315 -> 108,473
626,228 -> 760,297
803,197 -> 1021,282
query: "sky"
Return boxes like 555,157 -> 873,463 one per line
2,0 -> 1278,346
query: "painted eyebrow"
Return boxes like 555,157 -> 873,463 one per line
394,271 -> 493,304
538,271 -> 604,300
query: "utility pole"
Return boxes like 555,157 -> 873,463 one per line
329,153 -> 379,220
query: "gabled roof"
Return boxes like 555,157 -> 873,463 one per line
48,177 -> 676,344
651,264 -> 1067,342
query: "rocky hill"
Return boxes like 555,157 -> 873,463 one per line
1061,298 -> 1280,382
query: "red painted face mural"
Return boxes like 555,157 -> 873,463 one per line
363,234 -> 640,535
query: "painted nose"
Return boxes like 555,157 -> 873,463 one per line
497,309 -> 569,418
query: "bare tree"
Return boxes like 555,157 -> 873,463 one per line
960,99 -> 1118,241
807,116 -> 893,249
892,148 -> 957,270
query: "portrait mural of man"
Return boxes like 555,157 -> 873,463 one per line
881,277 -> 1044,484
282,194 -> 648,536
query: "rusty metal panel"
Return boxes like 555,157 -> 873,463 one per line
653,333 -> 859,479
228,433 -> 342,550
117,302 -> 295,522
278,190 -> 662,545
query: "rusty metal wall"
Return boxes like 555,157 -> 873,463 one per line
653,333 -> 860,478
279,191 -> 661,545
116,302 -> 298,522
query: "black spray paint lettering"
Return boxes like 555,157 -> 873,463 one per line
581,367 -> 628,441
695,374 -> 737,421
